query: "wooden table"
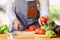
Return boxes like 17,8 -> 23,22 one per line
0,34 -> 7,40
34,37 -> 60,40
0,32 -> 60,40
0,37 -> 60,40
14,37 -> 60,40
13,31 -> 60,40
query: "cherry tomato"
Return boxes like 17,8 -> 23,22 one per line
35,28 -> 45,34
40,16 -> 47,23
29,25 -> 36,31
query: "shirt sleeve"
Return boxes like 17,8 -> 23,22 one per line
6,0 -> 16,21
39,0 -> 49,18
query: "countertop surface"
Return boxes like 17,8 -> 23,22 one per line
0,31 -> 60,40
13,31 -> 60,40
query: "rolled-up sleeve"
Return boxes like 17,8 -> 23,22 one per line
39,0 -> 49,18
6,0 -> 16,21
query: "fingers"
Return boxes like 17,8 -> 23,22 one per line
14,23 -> 19,30
38,17 -> 47,26
38,18 -> 42,26
13,18 -> 22,30
41,22 -> 46,26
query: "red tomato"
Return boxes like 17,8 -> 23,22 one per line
29,25 -> 36,31
25,29 -> 30,32
40,16 -> 47,23
35,28 -> 45,34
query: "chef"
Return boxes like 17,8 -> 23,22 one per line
6,0 -> 49,31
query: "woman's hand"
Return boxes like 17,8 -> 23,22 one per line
38,16 -> 48,26
13,18 -> 22,30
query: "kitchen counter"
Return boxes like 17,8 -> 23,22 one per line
0,31 -> 60,40
14,37 -> 60,40
0,37 -> 60,40
13,31 -> 60,40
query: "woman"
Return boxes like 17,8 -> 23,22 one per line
6,0 -> 49,31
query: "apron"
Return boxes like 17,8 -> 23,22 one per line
11,0 -> 40,31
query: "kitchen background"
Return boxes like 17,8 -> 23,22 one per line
0,0 -> 60,30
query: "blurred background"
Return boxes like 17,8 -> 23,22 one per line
0,0 -> 60,26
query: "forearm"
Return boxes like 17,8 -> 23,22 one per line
6,0 -> 16,21
39,0 -> 49,18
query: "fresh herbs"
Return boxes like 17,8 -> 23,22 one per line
0,25 -> 9,34
43,24 -> 55,38
46,30 -> 55,38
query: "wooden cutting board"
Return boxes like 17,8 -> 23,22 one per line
13,31 -> 34,39
13,31 -> 60,40
34,34 -> 60,40
34,34 -> 57,38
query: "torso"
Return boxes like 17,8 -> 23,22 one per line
15,0 -> 38,25
15,0 -> 28,17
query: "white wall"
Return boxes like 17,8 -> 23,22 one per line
0,0 -> 11,25
49,0 -> 60,7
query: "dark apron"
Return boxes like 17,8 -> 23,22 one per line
11,1 -> 40,31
